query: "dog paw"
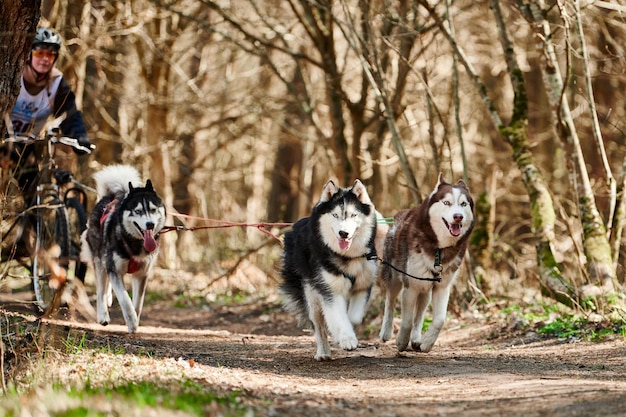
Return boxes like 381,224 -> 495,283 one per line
396,327 -> 411,352
419,331 -> 438,352
410,334 -> 423,351
124,317 -> 139,334
396,340 -> 409,352
314,353 -> 332,361
396,330 -> 410,352
97,312 -> 110,326
338,335 -> 359,351
379,327 -> 392,342
418,340 -> 434,353
315,345 -> 332,361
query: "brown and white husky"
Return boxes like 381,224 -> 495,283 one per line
379,174 -> 474,353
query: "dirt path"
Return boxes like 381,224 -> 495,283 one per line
6,294 -> 623,417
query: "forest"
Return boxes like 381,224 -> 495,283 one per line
2,0 -> 626,312
2,1 -> 626,416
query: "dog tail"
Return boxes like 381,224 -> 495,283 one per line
93,165 -> 143,198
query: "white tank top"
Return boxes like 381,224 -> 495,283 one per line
10,75 -> 62,136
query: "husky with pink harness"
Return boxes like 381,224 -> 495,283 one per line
80,165 -> 165,333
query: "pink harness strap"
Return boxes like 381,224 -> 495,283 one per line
100,199 -> 118,227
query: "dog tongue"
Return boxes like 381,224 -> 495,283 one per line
143,230 -> 157,252
338,238 -> 351,251
449,223 -> 462,237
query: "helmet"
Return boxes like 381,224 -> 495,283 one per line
32,28 -> 62,52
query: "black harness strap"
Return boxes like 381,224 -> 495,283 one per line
342,272 -> 356,285
329,249 -> 443,284
367,249 -> 443,283
326,249 -> 377,284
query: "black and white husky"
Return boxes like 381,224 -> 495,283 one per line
80,165 -> 166,333
280,179 -> 379,361
379,174 -> 474,353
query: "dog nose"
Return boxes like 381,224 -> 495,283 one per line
146,221 -> 155,230
339,230 -> 349,239
453,214 -> 463,223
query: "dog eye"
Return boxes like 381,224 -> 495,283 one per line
443,201 -> 451,206
461,202 -> 467,207
350,213 -> 358,218
332,213 -> 339,218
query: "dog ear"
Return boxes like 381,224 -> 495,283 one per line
456,179 -> 469,191
145,179 -> 153,191
427,173 -> 447,200
436,173 -> 445,188
319,180 -> 339,202
128,182 -> 135,192
351,179 -> 372,204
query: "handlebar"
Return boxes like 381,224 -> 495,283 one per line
3,134 -> 95,155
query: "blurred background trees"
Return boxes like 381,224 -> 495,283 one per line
8,0 -> 626,313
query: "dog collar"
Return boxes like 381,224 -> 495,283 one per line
338,249 -> 376,262
347,253 -> 372,261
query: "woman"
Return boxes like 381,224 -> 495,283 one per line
10,27 -> 90,146
4,28 -> 91,191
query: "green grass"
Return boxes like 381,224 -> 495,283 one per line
143,290 -> 168,306
173,290 -> 251,309
498,301 -> 626,342
536,316 -> 585,339
174,293 -> 208,308
55,408 -> 106,417
0,380 -> 249,417
64,331 -> 88,354
62,329 -> 128,355
67,379 -> 247,416
50,326 -> 249,416
537,315 -> 626,341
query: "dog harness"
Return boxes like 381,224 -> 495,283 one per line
122,239 -> 143,274
371,249 -> 443,283
332,249 -> 378,285
99,198 -> 144,274
99,199 -> 118,226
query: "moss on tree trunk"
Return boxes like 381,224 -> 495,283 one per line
500,121 -> 576,305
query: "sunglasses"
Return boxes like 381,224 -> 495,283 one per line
32,49 -> 58,59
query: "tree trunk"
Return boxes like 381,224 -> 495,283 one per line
137,13 -> 177,269
267,68 -> 305,222
300,0 -> 351,184
522,0 -> 615,290
0,2 -> 41,120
